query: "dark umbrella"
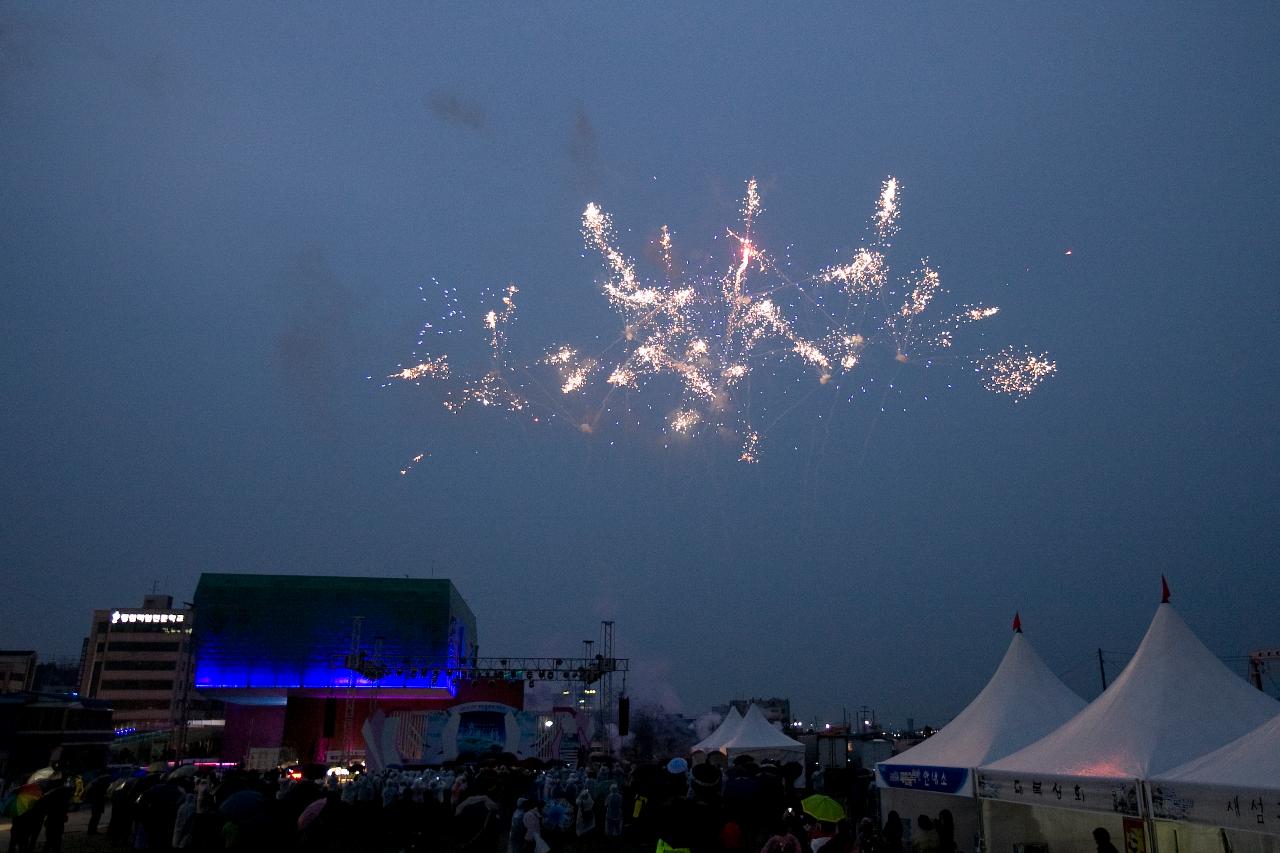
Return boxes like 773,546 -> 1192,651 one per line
139,781 -> 183,804
219,789 -> 266,821
40,785 -> 74,811
297,797 -> 327,831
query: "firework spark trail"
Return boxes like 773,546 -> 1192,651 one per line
387,356 -> 450,383
399,451 -> 428,476
876,177 -> 900,240
388,176 -> 1054,462
976,346 -> 1057,400
443,285 -> 528,413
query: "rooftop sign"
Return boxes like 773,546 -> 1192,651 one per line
111,611 -> 185,625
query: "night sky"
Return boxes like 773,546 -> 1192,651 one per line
3,4 -> 1277,727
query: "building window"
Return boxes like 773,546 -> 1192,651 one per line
99,679 -> 175,691
99,642 -> 181,653
103,660 -> 177,672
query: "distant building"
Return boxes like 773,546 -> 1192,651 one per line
0,692 -> 113,779
78,594 -> 196,738
0,651 -> 37,695
193,573 -> 492,766
716,697 -> 793,727
33,658 -> 82,695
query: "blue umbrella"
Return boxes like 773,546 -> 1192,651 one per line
219,789 -> 266,821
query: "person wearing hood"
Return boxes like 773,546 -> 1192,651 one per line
575,785 -> 597,841
172,791 -> 198,848
604,783 -> 623,838
522,800 -> 546,853
509,798 -> 529,853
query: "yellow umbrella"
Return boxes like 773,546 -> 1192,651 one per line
800,794 -> 845,823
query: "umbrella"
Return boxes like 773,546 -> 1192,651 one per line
455,794 -> 499,818
1,783 -> 43,817
666,757 -> 689,774
800,794 -> 845,824
137,782 -> 183,813
167,764 -> 198,780
219,789 -> 266,821
297,797 -> 327,831
27,767 -> 58,784
40,785 -> 73,814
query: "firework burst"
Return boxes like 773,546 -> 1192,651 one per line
386,177 -> 1054,464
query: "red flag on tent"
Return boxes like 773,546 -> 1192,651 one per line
1161,575 -> 1171,603
1012,612 -> 1022,633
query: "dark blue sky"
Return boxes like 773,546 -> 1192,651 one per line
2,3 -> 1277,726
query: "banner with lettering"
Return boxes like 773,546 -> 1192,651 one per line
1148,781 -> 1280,837
977,770 -> 1142,816
876,764 -> 972,795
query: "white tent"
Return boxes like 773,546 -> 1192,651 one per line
717,704 -> 804,765
977,601 -> 1280,853
691,706 -> 744,755
875,623 -> 1085,850
878,624 -> 1086,796
1148,712 -> 1280,840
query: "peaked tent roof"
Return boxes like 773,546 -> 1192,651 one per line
692,706 -> 743,753
985,603 -> 1280,779
881,630 -> 1086,770
718,704 -> 804,754
1151,711 -> 1280,790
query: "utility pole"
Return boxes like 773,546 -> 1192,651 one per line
600,621 -> 615,743
1097,648 -> 1108,693
342,617 -> 364,766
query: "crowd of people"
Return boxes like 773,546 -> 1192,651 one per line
3,755 -> 928,853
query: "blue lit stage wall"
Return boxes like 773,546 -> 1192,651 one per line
192,574 -> 476,692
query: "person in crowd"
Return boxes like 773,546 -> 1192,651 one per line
1092,827 -> 1120,853
821,819 -> 857,853
882,811 -> 904,853
761,818 -> 805,853
604,783 -> 624,840
575,784 -> 597,846
853,817 -> 880,853
83,770 -> 113,835
911,815 -> 940,853
172,791 -> 197,849
935,810 -> 956,853
39,781 -> 73,853
510,797 -> 529,853
523,799 -> 546,853
8,793 -> 46,853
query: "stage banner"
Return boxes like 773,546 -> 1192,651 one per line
977,770 -> 1142,817
876,764 -> 972,795
1148,781 -> 1280,837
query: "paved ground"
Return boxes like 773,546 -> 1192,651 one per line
0,806 -> 117,851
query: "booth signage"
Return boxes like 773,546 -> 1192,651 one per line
977,770 -> 1142,816
877,764 -> 970,795
1148,781 -> 1280,836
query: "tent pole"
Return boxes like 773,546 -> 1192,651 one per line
1140,779 -> 1160,853
970,770 -> 986,853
